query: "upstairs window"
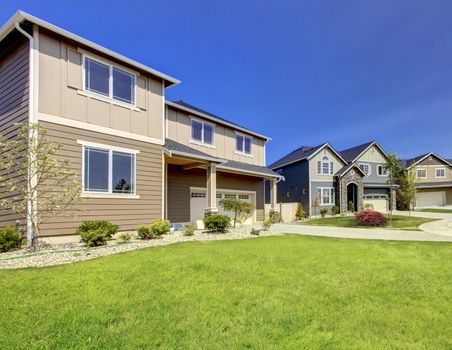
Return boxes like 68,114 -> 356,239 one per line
436,168 -> 445,178
416,169 -> 427,179
359,163 -> 371,176
84,57 -> 136,104
377,165 -> 387,176
317,156 -> 334,175
191,119 -> 214,145
236,134 -> 252,154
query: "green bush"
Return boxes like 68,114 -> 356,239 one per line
149,219 -> 171,236
250,228 -> 260,236
331,206 -> 340,216
320,208 -> 328,218
203,214 -> 231,233
76,220 -> 118,238
0,226 -> 22,253
295,203 -> 306,220
80,228 -> 110,247
182,224 -> 195,236
137,225 -> 152,239
262,217 -> 273,231
118,232 -> 131,244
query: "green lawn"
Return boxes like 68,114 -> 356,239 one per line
419,208 -> 452,214
1,236 -> 451,349
300,215 -> 437,231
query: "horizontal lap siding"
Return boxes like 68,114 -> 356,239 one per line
167,165 -> 265,222
0,39 -> 29,231
38,121 -> 163,236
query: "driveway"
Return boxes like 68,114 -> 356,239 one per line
393,210 -> 452,238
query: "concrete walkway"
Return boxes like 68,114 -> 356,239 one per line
270,223 -> 452,242
393,210 -> 452,238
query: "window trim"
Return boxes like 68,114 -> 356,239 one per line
377,165 -> 387,177
235,132 -> 253,156
78,140 -> 139,198
317,157 -> 334,175
317,187 -> 335,205
359,163 -> 371,176
435,167 -> 446,178
416,168 -> 427,179
189,118 -> 216,147
82,55 -> 137,106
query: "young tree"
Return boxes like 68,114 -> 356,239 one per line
311,197 -> 320,217
219,198 -> 254,228
0,123 -> 81,247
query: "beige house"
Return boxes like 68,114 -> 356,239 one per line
401,153 -> 452,208
0,11 -> 281,241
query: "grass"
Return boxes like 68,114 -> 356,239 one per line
0,236 -> 451,349
419,208 -> 452,214
300,214 -> 437,231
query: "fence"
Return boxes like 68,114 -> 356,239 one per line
264,202 -> 299,223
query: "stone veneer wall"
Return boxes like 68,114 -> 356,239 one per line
338,170 -> 364,213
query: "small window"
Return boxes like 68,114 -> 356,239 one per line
416,169 -> 427,179
191,192 -> 206,198
191,119 -> 214,145
216,194 -> 222,199
318,157 -> 333,175
224,194 -> 236,199
359,163 -> 370,176
112,67 -> 135,104
436,168 -> 445,178
377,165 -> 387,176
84,58 -> 109,97
238,194 -> 249,200
236,134 -> 252,154
84,146 -> 136,195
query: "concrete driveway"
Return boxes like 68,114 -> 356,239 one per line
393,210 -> 452,238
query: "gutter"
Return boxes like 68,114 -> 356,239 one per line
14,21 -> 35,246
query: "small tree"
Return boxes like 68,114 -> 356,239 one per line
219,198 -> 254,228
0,123 -> 81,247
295,203 -> 305,221
311,197 -> 320,217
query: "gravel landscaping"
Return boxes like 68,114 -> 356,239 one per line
0,226 -> 279,269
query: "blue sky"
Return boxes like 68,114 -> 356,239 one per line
2,1 -> 452,163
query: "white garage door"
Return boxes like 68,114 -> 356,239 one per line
416,192 -> 445,208
190,190 -> 255,225
364,196 -> 388,212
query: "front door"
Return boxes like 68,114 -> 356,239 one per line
347,183 -> 358,212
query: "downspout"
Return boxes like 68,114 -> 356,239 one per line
15,22 -> 35,246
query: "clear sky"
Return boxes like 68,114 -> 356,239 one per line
2,1 -> 452,164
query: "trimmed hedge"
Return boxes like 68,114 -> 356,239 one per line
355,210 -> 387,227
77,220 -> 119,247
0,226 -> 22,253
203,215 -> 231,233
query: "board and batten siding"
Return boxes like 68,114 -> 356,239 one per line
167,164 -> 265,223
38,121 -> 163,236
0,37 -> 29,230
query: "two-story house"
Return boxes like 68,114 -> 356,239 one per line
0,11 -> 281,242
268,141 -> 396,216
400,152 -> 452,207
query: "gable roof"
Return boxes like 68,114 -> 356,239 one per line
166,100 -> 270,141
339,140 -> 388,163
268,143 -> 346,170
400,152 -> 452,170
0,11 -> 180,87
336,163 -> 367,178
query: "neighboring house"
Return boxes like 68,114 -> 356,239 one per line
268,141 -> 396,216
400,153 -> 452,208
0,11 -> 281,241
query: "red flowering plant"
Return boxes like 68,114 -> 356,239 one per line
355,210 -> 387,227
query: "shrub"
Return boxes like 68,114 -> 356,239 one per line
355,210 -> 387,227
348,201 -> 355,212
203,214 -> 231,233
331,206 -> 340,216
182,224 -> 195,236
118,232 -> 131,244
76,220 -> 118,238
137,225 -> 152,239
364,202 -> 374,210
80,228 -> 110,247
295,203 -> 306,221
219,198 -> 254,227
320,208 -> 328,218
250,228 -> 260,236
262,217 -> 273,231
149,219 -> 171,236
0,226 -> 22,253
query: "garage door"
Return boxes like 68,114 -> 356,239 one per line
190,190 -> 255,226
363,195 -> 388,212
416,192 -> 445,208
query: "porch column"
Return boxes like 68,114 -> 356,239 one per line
269,178 -> 280,222
205,164 -> 218,216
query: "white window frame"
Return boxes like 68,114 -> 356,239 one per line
235,132 -> 253,156
359,163 -> 371,176
317,157 -> 333,175
416,168 -> 427,179
189,118 -> 216,147
377,165 -> 387,177
83,55 -> 137,106
317,187 -> 335,205
79,140 -> 139,198
435,168 -> 446,178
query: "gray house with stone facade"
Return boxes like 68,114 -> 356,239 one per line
268,141 -> 396,216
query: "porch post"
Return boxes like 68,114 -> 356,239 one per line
205,164 -> 218,216
269,178 -> 280,221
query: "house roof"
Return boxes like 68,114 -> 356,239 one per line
269,143 -> 347,170
335,163 -> 366,178
166,100 -> 270,141
339,140 -> 388,163
164,139 -> 280,178
399,152 -> 452,169
0,11 -> 180,87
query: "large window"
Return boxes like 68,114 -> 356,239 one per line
416,169 -> 427,179
436,168 -> 446,178
317,187 -> 335,205
236,134 -> 252,155
377,165 -> 387,176
191,119 -> 214,145
84,57 -> 136,104
317,156 -> 334,175
83,145 -> 136,195
359,163 -> 371,176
